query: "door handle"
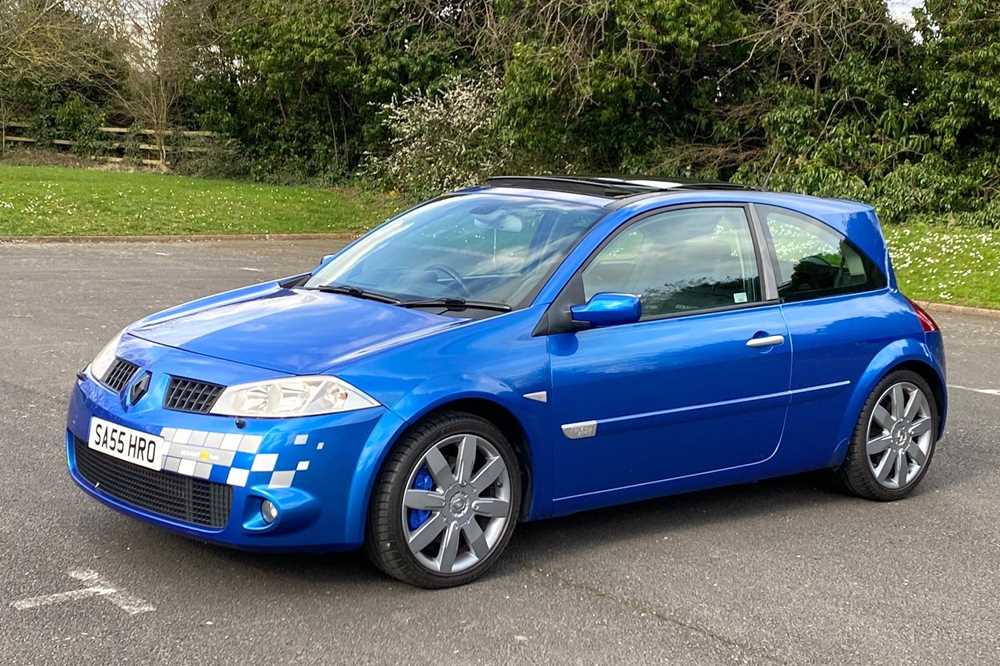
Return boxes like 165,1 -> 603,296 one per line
746,334 -> 785,348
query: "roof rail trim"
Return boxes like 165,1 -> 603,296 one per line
485,176 -> 648,198
484,175 -> 757,201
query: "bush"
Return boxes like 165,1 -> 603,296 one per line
871,157 -> 984,224
913,199 -> 1000,229
54,96 -> 105,158
168,131 -> 248,179
360,75 -> 513,198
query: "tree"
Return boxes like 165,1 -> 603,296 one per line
0,0 -> 120,154
82,0 -> 179,164
84,0 -> 244,165
916,0 -> 1000,160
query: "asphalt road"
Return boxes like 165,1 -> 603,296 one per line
2,239 -> 999,665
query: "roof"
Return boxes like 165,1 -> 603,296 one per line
484,175 -> 754,200
476,176 -> 871,218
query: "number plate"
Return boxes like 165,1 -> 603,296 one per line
88,417 -> 165,471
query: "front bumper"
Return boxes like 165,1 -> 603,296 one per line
66,337 -> 402,551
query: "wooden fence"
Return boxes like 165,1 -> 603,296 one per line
0,121 -> 219,167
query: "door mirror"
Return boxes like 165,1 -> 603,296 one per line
570,293 -> 641,328
319,253 -> 336,267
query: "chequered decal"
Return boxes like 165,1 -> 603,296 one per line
159,428 -> 315,489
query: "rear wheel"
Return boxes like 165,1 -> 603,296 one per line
836,370 -> 939,500
366,412 -> 521,588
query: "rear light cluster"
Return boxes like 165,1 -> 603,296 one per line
906,298 -> 939,333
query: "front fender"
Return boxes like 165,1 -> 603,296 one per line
828,337 -> 946,467
334,305 -> 553,540
342,408 -> 406,545
342,378 -> 553,544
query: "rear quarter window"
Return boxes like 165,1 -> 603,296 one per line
757,205 -> 886,302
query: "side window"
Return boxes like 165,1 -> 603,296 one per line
582,207 -> 762,319
758,205 -> 885,302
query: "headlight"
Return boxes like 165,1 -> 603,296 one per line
88,329 -> 124,381
210,376 -> 379,418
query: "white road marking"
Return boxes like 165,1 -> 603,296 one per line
11,569 -> 154,616
949,384 -> 1000,397
239,267 -> 263,273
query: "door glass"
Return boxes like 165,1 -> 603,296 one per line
582,207 -> 762,318
758,205 -> 885,301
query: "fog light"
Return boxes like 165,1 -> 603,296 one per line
260,499 -> 279,524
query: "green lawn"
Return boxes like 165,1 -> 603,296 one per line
2,163 -> 998,309
0,164 -> 403,236
884,223 -> 1000,310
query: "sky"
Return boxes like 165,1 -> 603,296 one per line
887,0 -> 924,24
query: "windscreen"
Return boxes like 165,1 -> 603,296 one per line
306,194 -> 606,307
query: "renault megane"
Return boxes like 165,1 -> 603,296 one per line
67,176 -> 946,588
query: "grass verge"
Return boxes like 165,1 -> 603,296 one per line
884,223 -> 1000,310
0,164 -> 404,236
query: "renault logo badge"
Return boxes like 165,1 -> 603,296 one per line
128,372 -> 151,406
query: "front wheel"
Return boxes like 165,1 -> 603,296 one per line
366,412 -> 522,588
836,370 -> 939,501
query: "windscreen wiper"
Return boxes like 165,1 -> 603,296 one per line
307,284 -> 402,305
401,298 -> 512,313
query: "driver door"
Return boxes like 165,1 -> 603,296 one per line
548,205 -> 791,505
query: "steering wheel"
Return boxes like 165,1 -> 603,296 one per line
423,264 -> 471,297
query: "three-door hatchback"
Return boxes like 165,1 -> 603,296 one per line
67,176 -> 946,587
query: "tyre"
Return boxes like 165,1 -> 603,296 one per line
836,370 -> 939,501
366,411 -> 522,588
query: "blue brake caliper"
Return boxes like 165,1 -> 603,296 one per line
407,466 -> 434,531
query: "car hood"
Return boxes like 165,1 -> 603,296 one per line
129,288 -> 460,375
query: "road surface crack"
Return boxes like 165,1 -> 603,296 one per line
533,566 -> 787,665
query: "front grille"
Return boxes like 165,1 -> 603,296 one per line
164,377 -> 225,414
102,358 -> 139,393
74,437 -> 231,529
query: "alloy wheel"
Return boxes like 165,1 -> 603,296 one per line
866,381 -> 933,490
401,434 -> 512,574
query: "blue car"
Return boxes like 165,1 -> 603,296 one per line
67,176 -> 946,588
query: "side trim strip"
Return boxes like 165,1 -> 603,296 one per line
559,380 -> 850,440
598,380 -> 850,428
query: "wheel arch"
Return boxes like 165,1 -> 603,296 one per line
889,359 -> 947,438
407,397 -> 535,521
348,394 -> 538,545
829,339 -> 947,467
